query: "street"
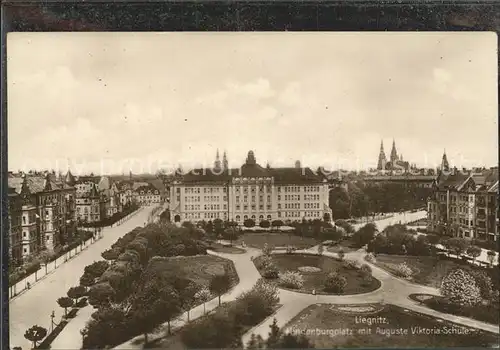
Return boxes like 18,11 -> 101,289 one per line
9,206 -> 154,350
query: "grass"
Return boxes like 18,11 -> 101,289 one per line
410,294 -> 500,326
148,255 -> 239,289
283,303 -> 499,348
254,253 -> 380,295
236,233 -> 319,250
373,254 -> 495,289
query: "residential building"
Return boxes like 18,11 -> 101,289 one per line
8,171 -> 76,257
75,183 -> 106,223
427,166 -> 499,241
169,150 -> 332,224
8,187 -> 24,264
134,183 -> 161,206
116,180 -> 135,207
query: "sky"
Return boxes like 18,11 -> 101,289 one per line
7,32 -> 498,175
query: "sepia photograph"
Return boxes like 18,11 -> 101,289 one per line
6,32 -> 499,349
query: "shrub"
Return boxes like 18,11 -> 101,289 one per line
263,264 -> 279,279
465,269 -> 493,300
342,259 -> 360,270
441,269 -> 481,306
244,219 -> 256,228
259,220 -> 271,228
278,271 -> 304,289
394,262 -> 413,279
257,255 -> 273,269
337,249 -> 345,261
365,252 -> 376,263
324,272 -> 347,293
262,243 -> 273,256
359,264 -> 372,277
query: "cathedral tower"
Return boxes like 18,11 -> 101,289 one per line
377,141 -> 387,170
390,139 -> 398,164
441,149 -> 450,172
214,149 -> 222,171
223,151 -> 228,170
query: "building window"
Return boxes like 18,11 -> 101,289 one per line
236,215 -> 240,221
244,215 -> 248,220
259,215 -> 264,220
267,215 -> 272,220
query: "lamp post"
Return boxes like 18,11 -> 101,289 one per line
50,310 -> 56,332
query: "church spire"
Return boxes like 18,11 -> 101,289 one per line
377,140 -> 387,170
222,150 -> 228,170
214,149 -> 222,170
390,139 -> 398,163
441,149 -> 450,172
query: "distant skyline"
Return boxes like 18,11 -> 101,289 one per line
7,32 -> 498,175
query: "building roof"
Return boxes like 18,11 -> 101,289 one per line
437,168 -> 498,192
8,173 -> 74,195
134,183 -> 160,193
75,176 -> 100,184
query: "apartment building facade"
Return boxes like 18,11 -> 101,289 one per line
427,167 -> 499,241
169,151 -> 332,224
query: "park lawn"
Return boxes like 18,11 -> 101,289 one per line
284,303 -> 499,348
147,255 -> 239,289
373,254 -> 486,288
237,233 -> 319,250
255,254 -> 380,295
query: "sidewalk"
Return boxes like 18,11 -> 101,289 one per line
9,208 -> 142,301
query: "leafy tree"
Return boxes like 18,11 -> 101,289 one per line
67,286 -> 86,304
24,325 -> 47,348
84,260 -> 110,280
194,287 -> 212,315
57,296 -> 74,316
280,332 -> 315,348
466,246 -> 482,263
244,218 -> 256,228
266,318 -> 281,349
38,250 -> 53,274
179,282 -> 200,322
80,272 -> 96,289
271,220 -> 284,231
82,308 -> 127,349
441,269 -> 481,306
117,250 -> 141,264
317,243 -> 324,256
338,249 -> 345,261
102,248 -> 121,261
426,234 -> 441,245
487,250 -> 496,266
209,273 -> 231,306
88,282 -> 115,308
352,223 -> 377,247
213,218 -> 224,234
260,220 -> 271,228
247,333 -> 265,349
444,237 -> 469,257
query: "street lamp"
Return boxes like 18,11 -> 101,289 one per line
50,310 -> 57,333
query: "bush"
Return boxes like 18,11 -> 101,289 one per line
262,243 -> 273,256
365,253 -> 376,263
259,220 -> 271,228
244,219 -> 256,228
337,249 -> 345,261
465,269 -> 493,300
342,259 -> 360,270
324,272 -> 347,293
257,255 -> 273,270
263,264 -> 279,279
441,269 -> 481,306
394,262 -> 413,279
278,271 -> 304,289
359,264 -> 372,277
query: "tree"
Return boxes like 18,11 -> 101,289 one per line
266,318 -> 281,349
466,246 -> 482,263
57,296 -> 74,317
179,282 -> 200,322
444,237 -> 469,257
194,287 -> 212,315
39,250 -> 53,274
80,272 -> 96,289
441,269 -> 481,306
84,260 -> 110,280
244,218 -> 256,228
102,248 -> 121,261
352,223 -> 377,247
317,243 -> 324,256
67,286 -> 86,304
338,249 -> 345,261
24,325 -> 47,348
280,333 -> 315,348
324,272 -> 347,293
213,218 -> 224,234
271,220 -> 284,231
260,220 -> 271,228
209,273 -> 231,306
426,233 -> 441,245
88,282 -> 115,308
487,250 -> 496,266
247,333 -> 265,349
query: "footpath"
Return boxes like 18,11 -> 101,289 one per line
9,208 -> 142,301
